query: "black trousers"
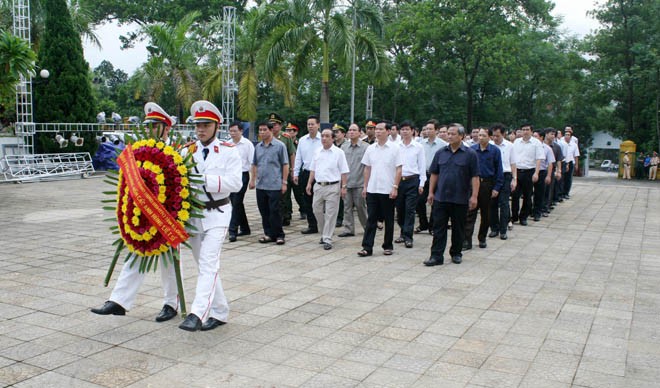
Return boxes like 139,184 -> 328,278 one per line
229,171 -> 250,236
512,169 -> 534,222
396,177 -> 419,242
533,169 -> 547,218
490,172 -> 512,235
256,189 -> 284,239
430,201 -> 467,260
361,193 -> 395,252
563,162 -> 574,196
416,172 -> 432,230
465,178 -> 494,243
298,169 -> 317,229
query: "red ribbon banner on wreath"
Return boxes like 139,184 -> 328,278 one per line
117,145 -> 189,247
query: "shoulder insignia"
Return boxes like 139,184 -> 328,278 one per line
184,141 -> 197,154
220,141 -> 235,147
281,132 -> 292,139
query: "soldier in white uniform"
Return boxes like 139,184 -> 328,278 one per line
91,102 -> 180,322
178,100 -> 242,332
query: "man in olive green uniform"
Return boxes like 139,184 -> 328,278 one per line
269,113 -> 297,226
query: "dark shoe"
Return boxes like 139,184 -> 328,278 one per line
276,237 -> 286,245
462,241 -> 472,250
335,221 -> 343,227
500,233 -> 508,240
91,301 -> 125,316
452,255 -> 462,264
338,232 -> 354,237
488,231 -> 499,238
319,238 -> 324,244
423,257 -> 443,266
179,314 -> 202,332
414,227 -> 428,234
299,213 -> 307,220
228,234 -> 237,242
520,219 -> 528,226
558,198 -> 564,202
395,237 -> 405,244
237,230 -> 251,236
404,240 -> 413,248
383,249 -> 393,256
377,222 -> 384,230
549,205 -> 555,209
282,219 -> 291,226
155,304 -> 177,322
478,240 -> 487,249
357,249 -> 372,257
301,228 -> 318,234
533,216 -> 541,222
201,317 -> 226,331
323,243 -> 332,250
542,212 -> 549,217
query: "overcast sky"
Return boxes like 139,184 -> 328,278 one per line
83,0 -> 603,75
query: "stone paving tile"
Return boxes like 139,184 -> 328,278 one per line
3,177 -> 660,386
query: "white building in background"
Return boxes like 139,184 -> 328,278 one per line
585,130 -> 624,176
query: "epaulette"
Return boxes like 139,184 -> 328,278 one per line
184,141 -> 197,154
220,141 -> 235,147
281,132 -> 292,139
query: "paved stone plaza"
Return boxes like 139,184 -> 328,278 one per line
1,174 -> 659,387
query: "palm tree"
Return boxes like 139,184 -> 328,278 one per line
0,31 -> 36,97
141,11 -> 202,117
261,0 -> 388,123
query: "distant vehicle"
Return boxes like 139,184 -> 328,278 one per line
600,160 -> 612,170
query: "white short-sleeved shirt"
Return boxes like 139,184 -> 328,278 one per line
491,139 -> 516,173
513,137 -> 545,169
310,145 -> 349,182
399,141 -> 426,187
361,141 -> 403,194
231,136 -> 255,172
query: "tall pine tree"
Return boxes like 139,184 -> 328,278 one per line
34,0 -> 95,122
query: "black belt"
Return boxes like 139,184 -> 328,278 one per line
401,174 -> 419,181
518,168 -> 535,173
203,197 -> 230,210
480,177 -> 494,182
316,181 -> 339,186
504,172 -> 512,176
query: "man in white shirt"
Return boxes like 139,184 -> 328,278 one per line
306,129 -> 349,250
228,121 -> 255,242
388,122 -> 402,144
358,121 -> 402,257
560,129 -> 580,199
293,115 -> 323,234
489,124 -> 516,240
417,120 -> 447,234
511,123 -> 544,226
395,121 -> 426,248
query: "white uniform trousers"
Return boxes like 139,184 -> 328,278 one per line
312,183 -> 341,244
110,258 -> 178,310
188,225 -> 230,322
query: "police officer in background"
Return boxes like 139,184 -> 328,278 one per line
179,100 -> 242,332
269,113 -> 296,226
91,102 -> 180,322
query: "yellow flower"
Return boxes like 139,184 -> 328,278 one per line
146,139 -> 156,147
173,154 -> 183,164
121,203 -> 128,213
143,231 -> 152,241
136,161 -> 142,167
158,185 -> 166,194
163,146 -> 174,156
143,160 -> 153,169
156,174 -> 165,184
122,215 -> 128,224
126,244 -> 135,252
156,141 -> 165,149
133,208 -> 141,216
180,188 -> 189,199
151,165 -> 162,174
158,193 -> 166,203
150,226 -> 158,235
180,177 -> 189,186
159,245 -> 168,253
181,201 -> 190,209
131,216 -> 140,226
177,165 -> 187,175
178,210 -> 189,221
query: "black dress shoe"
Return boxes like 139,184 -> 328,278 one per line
155,304 -> 177,322
201,317 -> 226,331
237,230 -> 251,236
452,255 -> 462,264
301,228 -> 318,234
500,233 -> 508,240
478,241 -> 487,249
335,221 -> 343,227
395,237 -> 405,244
282,219 -> 291,226
488,231 -> 499,238
179,314 -> 202,332
91,301 -> 126,316
228,235 -> 237,242
423,257 -> 443,266
338,232 -> 354,237
462,241 -> 472,250
323,243 -> 332,250
533,216 -> 541,222
520,219 -> 528,226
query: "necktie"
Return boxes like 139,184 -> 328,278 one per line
202,148 -> 209,160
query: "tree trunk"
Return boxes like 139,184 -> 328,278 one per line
320,80 -> 330,124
